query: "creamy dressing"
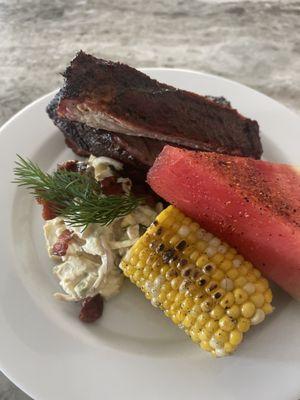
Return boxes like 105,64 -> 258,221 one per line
44,156 -> 160,302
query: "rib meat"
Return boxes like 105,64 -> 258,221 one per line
47,92 -> 164,169
52,51 -> 262,160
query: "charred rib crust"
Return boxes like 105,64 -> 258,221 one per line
56,51 -> 263,160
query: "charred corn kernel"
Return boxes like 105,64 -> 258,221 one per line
237,317 -> 251,333
220,292 -> 235,308
227,304 -> 241,319
230,330 -> 243,346
121,206 -> 273,357
241,302 -> 256,318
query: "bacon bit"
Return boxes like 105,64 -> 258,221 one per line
100,176 -> 124,195
57,160 -> 79,172
52,229 -> 73,256
79,294 -> 104,323
36,198 -> 58,220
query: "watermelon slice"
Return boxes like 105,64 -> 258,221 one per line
147,146 -> 300,299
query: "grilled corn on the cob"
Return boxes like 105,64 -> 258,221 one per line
120,206 -> 273,357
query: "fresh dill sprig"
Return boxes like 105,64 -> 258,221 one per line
13,155 -> 141,228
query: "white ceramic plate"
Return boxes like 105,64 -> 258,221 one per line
0,69 -> 300,400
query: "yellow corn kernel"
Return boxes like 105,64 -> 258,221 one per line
241,302 -> 256,318
200,340 -> 212,352
237,317 -> 251,333
262,303 -> 274,314
196,254 -> 209,267
181,297 -> 194,311
234,288 -> 248,304
210,305 -> 225,320
121,205 -> 273,357
170,277 -> 182,290
220,260 -> 232,271
224,342 -> 235,354
227,304 -> 241,319
211,253 -> 225,265
250,292 -> 265,307
264,288 -> 273,303
227,268 -> 239,280
196,313 -> 210,328
190,328 -> 201,343
214,329 -> 229,344
229,330 -> 243,346
166,290 -> 177,302
234,276 -> 247,287
174,292 -> 185,305
176,309 -> 186,323
212,269 -> 225,281
219,316 -> 235,332
205,320 -> 219,332
199,328 -> 211,341
157,292 -> 167,303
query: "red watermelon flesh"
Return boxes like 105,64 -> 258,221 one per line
147,146 -> 300,299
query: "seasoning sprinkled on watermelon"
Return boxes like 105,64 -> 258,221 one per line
147,146 -> 300,299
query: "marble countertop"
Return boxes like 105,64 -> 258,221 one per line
0,0 -> 299,398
